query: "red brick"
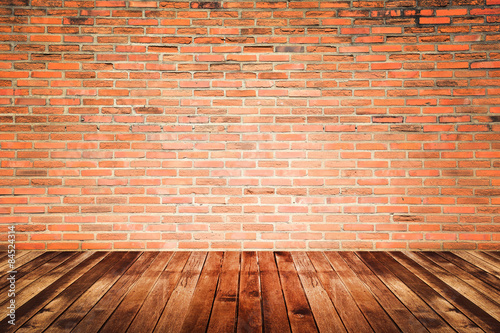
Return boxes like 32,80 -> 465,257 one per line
0,0 -> 498,251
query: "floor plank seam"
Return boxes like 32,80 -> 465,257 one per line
0,251 -> 499,333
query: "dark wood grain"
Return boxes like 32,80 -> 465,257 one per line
237,251 -> 262,333
357,251 -> 455,333
325,252 -> 401,333
1,250 -> 499,332
489,252 -> 500,260
0,251 -> 44,273
0,251 -> 110,333
436,251 -> 500,292
341,252 -> 428,333
428,252 -> 500,305
0,252 -> 60,291
258,251 -> 291,333
291,252 -> 346,333
153,251 -> 207,333
206,252 -> 240,333
15,252 -> 141,333
275,251 -> 318,333
180,252 -> 223,333
0,251 -> 10,269
0,252 -> 93,320
0,252 -> 75,303
307,252 -> 373,333
454,251 -> 500,277
99,252 -> 174,333
389,251 -> 491,332
127,251 -> 191,333
406,251 -> 500,325
47,252 -> 157,333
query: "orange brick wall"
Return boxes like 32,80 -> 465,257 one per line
0,0 -> 499,251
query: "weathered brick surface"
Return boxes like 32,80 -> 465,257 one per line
0,0 -> 499,250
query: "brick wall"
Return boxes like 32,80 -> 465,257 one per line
0,0 -> 499,251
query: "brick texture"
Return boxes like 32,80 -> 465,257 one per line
0,0 -> 499,251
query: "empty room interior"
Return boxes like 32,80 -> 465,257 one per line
0,0 -> 500,332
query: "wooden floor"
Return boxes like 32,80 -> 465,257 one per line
0,251 -> 500,332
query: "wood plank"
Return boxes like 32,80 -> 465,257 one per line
389,251 -> 493,332
431,252 -> 500,302
0,250 -> 497,332
237,252 -> 262,333
324,252 -> 400,333
356,251 -> 455,333
340,252 -> 428,333
66,252 -> 159,333
307,252 -> 373,333
0,252 -> 60,291
0,252 -> 76,302
0,251 -> 110,332
44,252 -> 157,333
127,251 -> 191,333
406,252 -> 500,324
206,252 -> 240,333
0,252 -> 12,271
258,251 -> 291,333
99,252 -> 174,333
454,251 -> 500,277
0,251 -> 41,273
153,251 -> 207,333
0,252 -> 94,319
478,251 -> 500,263
436,251 -> 500,292
275,251 -> 318,333
15,252 -> 141,333
291,252 -> 346,333
489,252 -> 500,259
180,252 -> 223,333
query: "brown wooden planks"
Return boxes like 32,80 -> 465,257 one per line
180,251 -> 223,333
325,252 -> 401,333
389,251 -> 491,332
45,252 -> 157,333
0,252 -> 10,268
341,252 -> 428,333
237,251 -> 262,333
489,252 -> 500,260
126,251 -> 191,333
0,251 -> 94,320
436,251 -> 500,292
258,251 -> 291,333
307,252 -> 373,333
291,251 -> 346,333
68,252 -> 158,333
99,252 -> 174,333
206,252 -> 240,333
153,251 -> 207,333
406,251 -> 500,325
0,252 -> 76,303
475,251 -> 500,264
0,250 -> 499,332
454,251 -> 500,277
0,251 -> 110,332
0,251 -> 44,273
15,252 -> 141,333
275,251 -> 318,333
0,252 -> 60,291
357,251 -> 455,333
429,252 -> 500,304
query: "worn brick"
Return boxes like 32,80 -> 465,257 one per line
0,0 -> 498,251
